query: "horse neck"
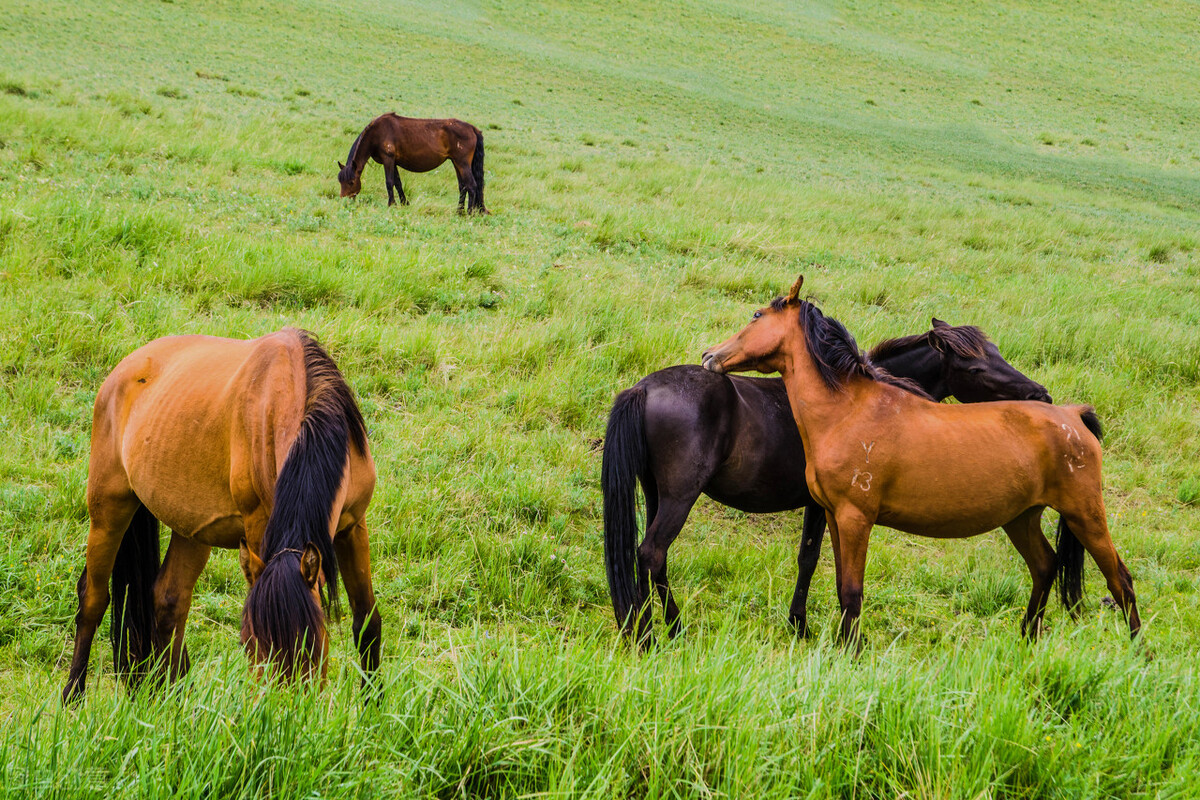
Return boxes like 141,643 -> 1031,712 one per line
871,341 -> 948,400
350,128 -> 374,175
776,330 -> 863,453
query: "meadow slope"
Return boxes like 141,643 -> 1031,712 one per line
2,0 -> 1200,796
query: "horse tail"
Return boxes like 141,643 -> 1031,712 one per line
1057,406 -> 1103,615
471,127 -> 486,211
242,331 -> 367,669
110,503 -> 160,683
602,385 -> 649,635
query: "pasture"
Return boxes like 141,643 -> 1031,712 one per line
2,0 -> 1200,796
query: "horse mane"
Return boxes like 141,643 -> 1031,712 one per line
338,129 -> 366,182
773,297 -> 933,399
869,323 -> 989,362
928,323 -> 988,358
242,330 -> 368,668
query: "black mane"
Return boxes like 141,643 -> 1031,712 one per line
771,297 -> 933,399
871,324 -> 989,361
338,130 -> 365,182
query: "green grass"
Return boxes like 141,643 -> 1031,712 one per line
2,0 -> 1200,796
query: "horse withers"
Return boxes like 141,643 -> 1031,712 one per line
337,113 -> 488,214
63,329 -> 382,703
701,277 -> 1139,646
603,320 -> 1051,643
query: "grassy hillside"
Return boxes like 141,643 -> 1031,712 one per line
2,0 -> 1200,796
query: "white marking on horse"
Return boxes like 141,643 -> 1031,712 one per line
862,441 -> 875,463
1061,424 -> 1085,471
851,469 -> 873,492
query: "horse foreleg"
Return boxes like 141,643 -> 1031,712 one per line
382,156 -> 397,206
390,164 -> 408,205
829,507 -> 872,653
789,502 -> 828,637
1001,507 -> 1054,640
334,520 -> 382,687
63,494 -> 139,704
151,533 -> 211,682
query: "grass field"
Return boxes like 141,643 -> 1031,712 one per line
2,0 -> 1200,796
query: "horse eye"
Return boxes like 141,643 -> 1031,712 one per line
752,311 -> 762,320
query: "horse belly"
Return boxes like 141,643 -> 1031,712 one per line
876,464 -> 1039,539
396,152 -> 447,173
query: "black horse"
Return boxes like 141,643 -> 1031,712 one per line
603,319 -> 1053,642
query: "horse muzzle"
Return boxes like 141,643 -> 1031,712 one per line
701,350 -> 725,373
1027,386 -> 1052,403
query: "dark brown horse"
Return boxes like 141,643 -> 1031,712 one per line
337,113 -> 487,213
63,329 -> 382,702
701,277 -> 1140,645
604,320 -> 1051,642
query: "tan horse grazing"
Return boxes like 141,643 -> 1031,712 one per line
337,112 -> 488,213
701,277 -> 1140,646
63,329 -> 381,703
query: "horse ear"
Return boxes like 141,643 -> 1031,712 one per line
338,161 -> 345,170
786,275 -> 804,303
931,317 -> 949,328
239,539 -> 265,587
300,543 -> 322,589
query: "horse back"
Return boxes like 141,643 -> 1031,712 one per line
94,331 -> 312,546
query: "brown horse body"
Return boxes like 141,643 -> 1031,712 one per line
64,329 -> 382,702
702,277 -> 1140,644
338,112 -> 487,213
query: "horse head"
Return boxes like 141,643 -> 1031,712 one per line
337,161 -> 361,198
928,318 -> 1052,403
703,276 -> 803,375
239,540 -> 329,683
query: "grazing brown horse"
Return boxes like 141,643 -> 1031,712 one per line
337,113 -> 487,213
63,329 -> 382,703
701,277 -> 1140,645
603,321 -> 1051,643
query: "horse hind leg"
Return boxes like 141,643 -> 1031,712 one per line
452,160 -> 476,214
63,490 -> 141,704
1059,504 -> 1141,638
1000,507 -> 1055,639
636,494 -> 697,640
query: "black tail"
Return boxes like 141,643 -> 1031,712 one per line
602,385 -> 649,636
1057,407 -> 1103,614
110,503 -> 160,683
242,331 -> 367,670
471,128 -> 486,212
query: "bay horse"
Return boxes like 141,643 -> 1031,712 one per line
604,320 -> 1051,642
63,329 -> 382,703
700,276 -> 1140,645
337,113 -> 487,214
